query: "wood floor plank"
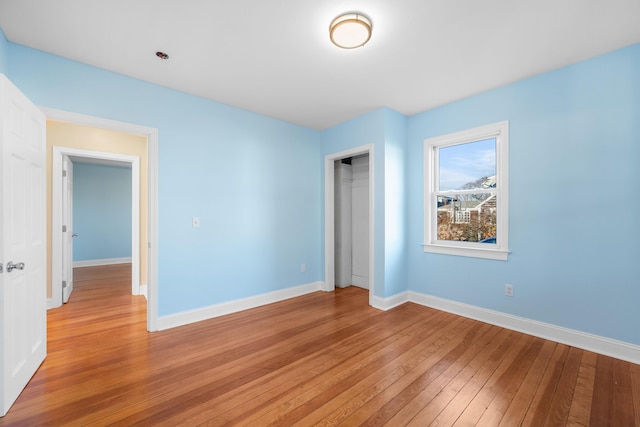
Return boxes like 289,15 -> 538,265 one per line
246,315 -> 472,426
131,304 -> 436,426
172,307 -> 433,425
345,327 -> 507,425
631,363 -> 640,426
590,354 -> 616,426
496,340 -> 557,427
612,359 -> 636,427
224,308 -> 447,424
474,337 -> 547,426
541,346 -> 584,426
424,328 -> 522,427
80,292 -> 398,425
450,332 -> 536,426
566,350 -> 597,427
1,264 -> 639,426
366,323 -> 497,426
391,324 -> 504,426
295,321 -> 495,427
521,344 -> 570,427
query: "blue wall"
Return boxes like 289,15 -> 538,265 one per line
0,28 -> 8,75
406,44 -> 640,345
321,109 -> 386,297
7,42 -> 322,316
4,30 -> 639,346
73,163 -> 132,262
383,108 -> 408,297
320,108 -> 409,298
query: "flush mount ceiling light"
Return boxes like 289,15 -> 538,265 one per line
329,13 -> 372,49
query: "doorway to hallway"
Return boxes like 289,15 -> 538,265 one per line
44,108 -> 159,331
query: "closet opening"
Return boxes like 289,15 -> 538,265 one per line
334,154 -> 370,290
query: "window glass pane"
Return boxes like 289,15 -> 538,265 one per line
438,138 -> 496,191
436,194 -> 497,243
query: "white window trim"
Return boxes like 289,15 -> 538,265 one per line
423,121 -> 509,261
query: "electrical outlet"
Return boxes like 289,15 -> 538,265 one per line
505,284 -> 514,297
301,263 -> 307,273
192,217 -> 200,228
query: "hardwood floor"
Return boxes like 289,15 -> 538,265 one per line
2,264 -> 639,426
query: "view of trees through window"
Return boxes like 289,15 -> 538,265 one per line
436,138 -> 497,243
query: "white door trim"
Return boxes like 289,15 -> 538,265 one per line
61,155 -> 74,303
53,147 -> 140,299
43,107 -> 159,332
324,144 -> 374,306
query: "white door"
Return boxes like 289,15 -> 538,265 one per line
334,161 -> 352,288
0,74 -> 47,417
351,155 -> 369,289
62,155 -> 74,303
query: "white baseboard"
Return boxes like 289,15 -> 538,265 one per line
406,291 -> 640,365
370,291 -> 409,311
47,298 -> 55,310
157,281 -> 323,331
351,275 -> 369,289
73,257 -> 132,268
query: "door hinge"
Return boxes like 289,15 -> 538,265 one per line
62,280 -> 67,288
62,170 -> 67,177
62,225 -> 67,232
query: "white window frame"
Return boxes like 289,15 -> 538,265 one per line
423,121 -> 509,261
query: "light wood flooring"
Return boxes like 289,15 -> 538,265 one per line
1,264 -> 639,426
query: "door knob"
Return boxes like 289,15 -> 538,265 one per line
6,261 -> 25,272
72,233 -> 79,237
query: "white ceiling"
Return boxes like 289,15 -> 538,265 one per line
1,0 -> 639,130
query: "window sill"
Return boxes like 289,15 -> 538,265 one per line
422,243 -> 509,261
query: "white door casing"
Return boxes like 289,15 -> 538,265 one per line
53,147 -> 139,304
0,74 -> 47,417
324,144 -> 374,305
61,155 -> 74,303
44,107 -> 158,332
